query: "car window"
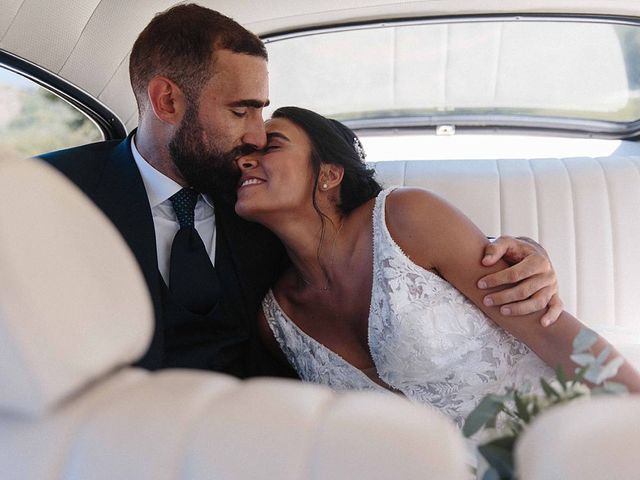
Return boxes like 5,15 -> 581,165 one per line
0,67 -> 102,159
264,16 -> 640,160
266,17 -> 640,125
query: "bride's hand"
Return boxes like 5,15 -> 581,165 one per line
477,236 -> 563,327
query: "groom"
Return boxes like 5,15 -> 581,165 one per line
39,4 -> 561,377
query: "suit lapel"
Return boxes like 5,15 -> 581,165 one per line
90,132 -> 160,306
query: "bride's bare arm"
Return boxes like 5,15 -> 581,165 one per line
384,187 -> 640,392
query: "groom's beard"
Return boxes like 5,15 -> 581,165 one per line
169,103 -> 253,202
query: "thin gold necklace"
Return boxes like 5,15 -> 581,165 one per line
299,219 -> 344,291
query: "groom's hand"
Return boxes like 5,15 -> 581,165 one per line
477,236 -> 563,327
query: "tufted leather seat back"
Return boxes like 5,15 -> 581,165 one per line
516,395 -> 640,480
372,156 -> 640,347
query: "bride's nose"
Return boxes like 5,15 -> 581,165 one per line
237,153 -> 259,171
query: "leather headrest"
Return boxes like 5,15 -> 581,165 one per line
0,159 -> 153,417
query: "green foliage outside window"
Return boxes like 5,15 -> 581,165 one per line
0,86 -> 102,159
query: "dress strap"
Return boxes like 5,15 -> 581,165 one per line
372,187 -> 412,261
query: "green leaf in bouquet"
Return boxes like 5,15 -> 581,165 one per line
509,421 -> 526,436
570,352 -> 596,367
540,377 -> 560,399
478,435 -> 516,479
485,411 -> 498,429
482,468 -> 501,480
573,364 -> 589,384
572,327 -> 598,353
463,394 -> 508,437
513,391 -> 531,423
555,364 -> 568,391
530,399 -> 541,417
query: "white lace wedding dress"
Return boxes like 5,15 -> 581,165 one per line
262,188 -> 553,428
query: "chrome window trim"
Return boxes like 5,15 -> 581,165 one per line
345,115 -> 640,139
262,13 -> 640,43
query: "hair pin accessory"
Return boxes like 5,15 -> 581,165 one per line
353,137 -> 366,162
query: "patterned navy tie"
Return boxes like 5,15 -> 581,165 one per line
169,188 -> 220,314
171,187 -> 198,228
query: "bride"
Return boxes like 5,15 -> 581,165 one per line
234,106 -> 640,426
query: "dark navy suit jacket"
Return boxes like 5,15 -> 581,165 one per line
39,133 -> 294,377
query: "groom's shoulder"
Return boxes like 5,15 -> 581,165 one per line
37,138 -> 127,187
39,138 -> 123,167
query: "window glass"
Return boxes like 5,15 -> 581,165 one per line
265,18 -> 640,125
0,67 -> 102,159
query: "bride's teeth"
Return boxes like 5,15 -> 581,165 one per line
241,178 -> 262,187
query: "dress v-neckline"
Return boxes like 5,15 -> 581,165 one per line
265,289 -> 384,391
266,188 -> 411,393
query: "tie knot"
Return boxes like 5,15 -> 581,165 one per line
170,188 -> 199,228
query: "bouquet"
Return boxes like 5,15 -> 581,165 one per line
463,328 -> 628,480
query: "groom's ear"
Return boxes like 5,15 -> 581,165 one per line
147,76 -> 187,126
319,164 -> 344,190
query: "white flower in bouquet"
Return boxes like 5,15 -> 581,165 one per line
547,378 -> 590,400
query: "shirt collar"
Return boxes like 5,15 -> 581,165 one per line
131,136 -> 214,209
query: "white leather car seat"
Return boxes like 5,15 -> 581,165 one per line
516,395 -> 640,480
0,158 -> 468,480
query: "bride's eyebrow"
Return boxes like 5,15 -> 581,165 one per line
266,132 -> 290,142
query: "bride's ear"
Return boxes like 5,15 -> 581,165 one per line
319,164 -> 344,191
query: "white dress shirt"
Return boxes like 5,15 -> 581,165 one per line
131,137 -> 216,285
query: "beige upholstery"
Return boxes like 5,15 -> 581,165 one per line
0,159 -> 153,417
516,395 -> 640,480
1,370 -> 469,480
372,156 -> 640,353
0,158 -> 469,480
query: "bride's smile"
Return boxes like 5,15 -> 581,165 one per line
235,117 -> 326,224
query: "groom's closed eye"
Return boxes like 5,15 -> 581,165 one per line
264,143 -> 280,152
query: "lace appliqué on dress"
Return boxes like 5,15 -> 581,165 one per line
262,188 -> 553,428
263,290 -> 385,393
370,188 -> 553,426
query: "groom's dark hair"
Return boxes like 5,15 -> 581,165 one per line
130,3 -> 267,112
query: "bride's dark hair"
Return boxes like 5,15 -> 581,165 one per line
271,106 -> 382,214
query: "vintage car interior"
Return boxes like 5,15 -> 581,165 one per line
1,1 -> 640,478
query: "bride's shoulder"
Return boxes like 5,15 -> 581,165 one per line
386,186 -> 439,202
385,187 -> 461,226
383,187 -> 473,270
